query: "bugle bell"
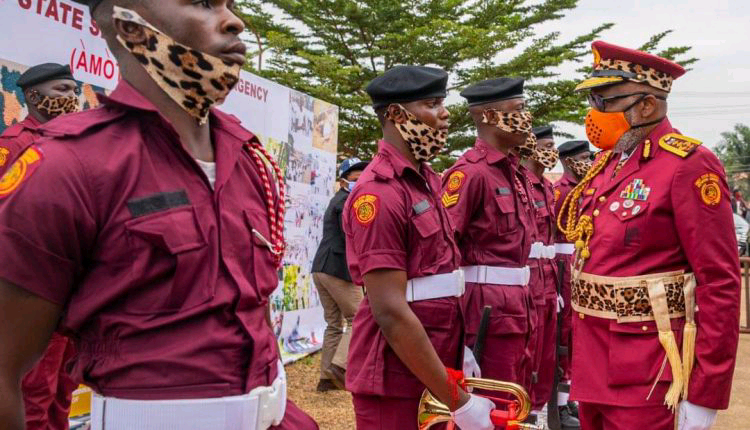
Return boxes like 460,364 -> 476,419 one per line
417,377 -> 543,430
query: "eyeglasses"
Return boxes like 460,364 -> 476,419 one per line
587,92 -> 666,112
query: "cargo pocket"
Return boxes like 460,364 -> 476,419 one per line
411,208 -> 441,271
494,195 -> 519,235
124,206 -> 211,314
607,318 -> 684,386
244,209 -> 282,297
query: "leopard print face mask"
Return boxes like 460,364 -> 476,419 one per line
531,147 -> 559,169
113,6 -> 241,125
482,109 -> 536,157
567,158 -> 593,178
36,95 -> 80,117
386,104 -> 447,162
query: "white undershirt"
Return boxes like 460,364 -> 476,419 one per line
195,159 -> 217,189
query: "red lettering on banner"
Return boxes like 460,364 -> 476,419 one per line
235,79 -> 269,103
70,47 -> 119,81
18,0 -> 88,32
89,18 -> 100,37
72,6 -> 83,30
44,0 -> 59,21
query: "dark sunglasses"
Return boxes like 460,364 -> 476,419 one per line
587,92 -> 666,112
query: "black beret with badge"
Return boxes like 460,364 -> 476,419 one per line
558,140 -> 591,158
69,0 -> 104,11
16,63 -> 75,90
366,65 -> 449,109
460,77 -> 524,106
532,125 -> 553,140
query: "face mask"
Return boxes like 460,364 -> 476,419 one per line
567,158 -> 593,178
584,95 -> 664,150
532,147 -> 559,169
113,6 -> 241,125
37,95 -> 80,117
482,109 -> 536,157
342,179 -> 356,192
386,104 -> 447,162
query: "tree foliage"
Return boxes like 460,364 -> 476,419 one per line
237,0 -> 695,169
715,123 -> 750,195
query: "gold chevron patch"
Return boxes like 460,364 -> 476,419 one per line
442,191 -> 459,208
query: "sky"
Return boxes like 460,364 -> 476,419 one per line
537,0 -> 750,149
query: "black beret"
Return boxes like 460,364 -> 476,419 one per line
69,0 -> 104,11
460,77 -> 524,106
16,63 -> 75,90
558,140 -> 591,158
366,65 -> 448,109
532,125 -> 554,140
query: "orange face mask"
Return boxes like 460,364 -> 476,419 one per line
584,109 -> 630,150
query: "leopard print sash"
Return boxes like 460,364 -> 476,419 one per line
572,270 -> 693,323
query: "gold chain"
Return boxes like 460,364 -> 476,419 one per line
556,150 -> 613,266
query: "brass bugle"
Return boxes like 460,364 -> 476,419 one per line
417,377 -> 543,429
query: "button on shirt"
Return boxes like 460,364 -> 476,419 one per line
0,81 -> 282,400
441,139 -> 533,267
342,140 -> 463,398
0,115 -> 42,174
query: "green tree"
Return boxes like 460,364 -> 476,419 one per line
237,1 -> 695,169
715,123 -> 750,196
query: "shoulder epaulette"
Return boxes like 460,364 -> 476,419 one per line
658,133 -> 702,158
0,123 -> 25,138
464,148 -> 485,163
39,107 -> 127,139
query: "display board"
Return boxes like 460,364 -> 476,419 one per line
0,0 -> 337,363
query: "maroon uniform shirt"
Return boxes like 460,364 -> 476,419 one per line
343,139 -> 463,398
0,81 -> 284,400
0,115 -> 42,174
553,171 -> 578,379
526,170 -> 559,408
441,139 -> 535,387
571,118 -> 740,409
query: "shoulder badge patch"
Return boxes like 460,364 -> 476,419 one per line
446,171 -> 466,193
694,172 -> 722,206
442,191 -> 459,208
659,133 -> 702,158
0,148 -> 9,167
0,146 -> 43,198
353,194 -> 378,225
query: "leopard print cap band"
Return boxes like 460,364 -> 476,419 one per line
482,109 -> 536,157
113,6 -> 241,125
386,104 -> 447,162
596,58 -> 674,92
531,147 -> 559,169
37,95 -> 80,117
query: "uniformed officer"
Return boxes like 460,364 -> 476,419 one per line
552,139 -> 592,420
523,125 -> 582,429
558,40 -> 740,430
440,78 -> 537,403
0,63 -> 80,430
311,157 -> 368,391
0,1 -> 317,429
0,63 -> 79,173
344,66 -> 494,430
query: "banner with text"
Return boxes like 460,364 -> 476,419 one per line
0,0 -> 338,363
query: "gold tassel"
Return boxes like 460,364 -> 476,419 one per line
681,321 -> 697,398
658,330 -> 684,411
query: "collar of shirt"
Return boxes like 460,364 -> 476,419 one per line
98,80 -> 256,144
20,114 -> 42,131
373,139 -> 430,179
474,138 -> 515,166
561,171 -> 578,185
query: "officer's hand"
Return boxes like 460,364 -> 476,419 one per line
678,400 -> 717,430
451,394 -> 495,430
463,346 -> 482,379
